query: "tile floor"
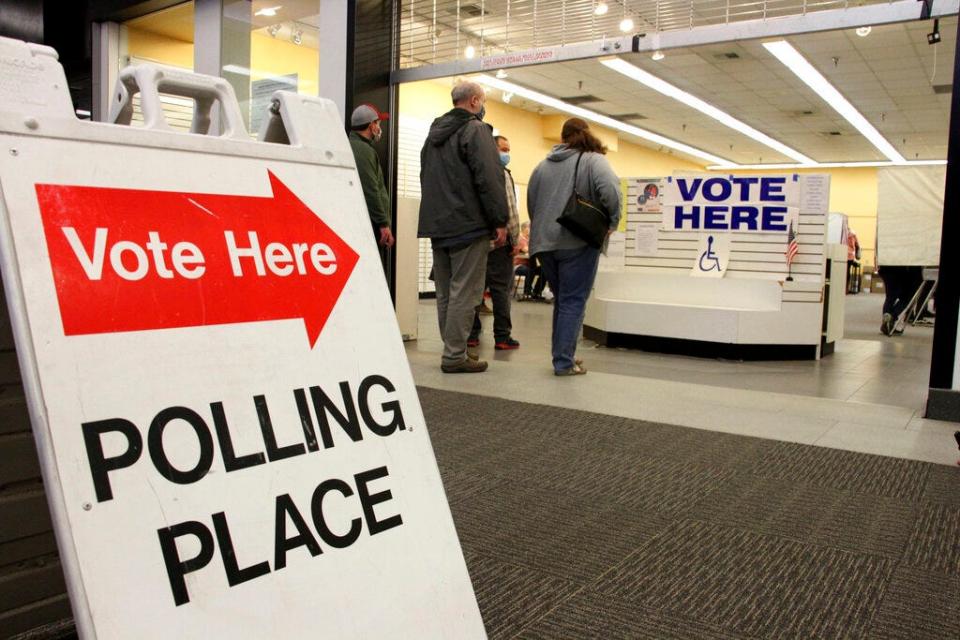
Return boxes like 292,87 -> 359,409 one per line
405,292 -> 960,466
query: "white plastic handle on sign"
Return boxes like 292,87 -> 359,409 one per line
108,63 -> 249,140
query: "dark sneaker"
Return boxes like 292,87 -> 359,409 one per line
441,358 -> 488,373
467,338 -> 480,347
495,337 -> 520,350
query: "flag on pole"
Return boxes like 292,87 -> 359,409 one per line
786,220 -> 799,266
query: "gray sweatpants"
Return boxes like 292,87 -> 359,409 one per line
433,237 -> 489,367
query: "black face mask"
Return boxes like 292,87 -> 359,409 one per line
477,105 -> 486,121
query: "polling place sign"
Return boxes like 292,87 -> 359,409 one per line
663,174 -> 800,233
0,41 -> 484,639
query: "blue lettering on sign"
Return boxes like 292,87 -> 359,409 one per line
730,177 -> 758,200
670,205 -> 789,231
702,178 -> 732,202
760,177 -> 786,201
703,206 -> 728,230
730,206 -> 759,230
676,178 -> 702,201
674,205 -> 701,229
762,206 -> 788,231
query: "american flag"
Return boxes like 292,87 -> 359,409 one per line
785,220 -> 799,266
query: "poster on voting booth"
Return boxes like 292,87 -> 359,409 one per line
0,43 -> 483,640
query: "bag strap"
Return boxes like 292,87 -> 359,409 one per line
572,152 -> 584,197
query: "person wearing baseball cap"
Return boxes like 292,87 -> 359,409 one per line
349,103 -> 394,249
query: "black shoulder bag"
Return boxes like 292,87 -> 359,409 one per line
557,153 -> 610,249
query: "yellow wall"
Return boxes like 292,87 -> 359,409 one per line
250,33 -> 318,94
401,79 -> 881,266
125,26 -> 194,68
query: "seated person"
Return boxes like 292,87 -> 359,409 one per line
514,222 -> 546,300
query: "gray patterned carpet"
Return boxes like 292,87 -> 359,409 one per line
419,387 -> 960,640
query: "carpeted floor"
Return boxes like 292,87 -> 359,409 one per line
420,387 -> 960,640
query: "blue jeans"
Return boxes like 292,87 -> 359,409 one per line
538,246 -> 601,372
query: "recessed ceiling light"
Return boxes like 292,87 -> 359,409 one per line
495,69 -> 508,79
856,26 -> 872,37
255,6 -> 282,17
594,2 -> 609,15
464,45 -> 476,59
619,18 -> 634,33
602,58 -> 815,164
763,40 -> 905,163
651,50 -> 665,61
474,74 -> 730,165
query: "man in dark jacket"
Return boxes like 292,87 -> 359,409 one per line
418,81 -> 508,373
349,103 -> 394,249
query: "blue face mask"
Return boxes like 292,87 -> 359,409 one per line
499,152 -> 510,166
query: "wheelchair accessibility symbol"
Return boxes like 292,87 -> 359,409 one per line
699,235 -> 722,272
692,233 -> 729,278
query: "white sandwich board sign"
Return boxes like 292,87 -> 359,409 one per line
0,38 -> 485,639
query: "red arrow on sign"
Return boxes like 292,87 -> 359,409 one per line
35,171 -> 359,347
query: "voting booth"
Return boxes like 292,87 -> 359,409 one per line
0,38 -> 484,638
586,173 -> 845,359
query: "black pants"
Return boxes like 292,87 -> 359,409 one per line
879,266 -> 923,319
517,256 -> 545,297
470,245 -> 513,342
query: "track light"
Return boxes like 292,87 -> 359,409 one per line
292,28 -> 302,45
651,50 -> 665,61
855,26 -> 871,37
495,69 -> 508,79
502,91 -> 513,103
267,24 -> 280,37
594,2 -> 609,15
928,19 -> 941,45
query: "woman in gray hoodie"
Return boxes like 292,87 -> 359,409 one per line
527,118 -> 621,376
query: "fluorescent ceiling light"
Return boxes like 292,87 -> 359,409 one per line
255,6 -> 282,17
602,57 -> 815,165
763,40 -> 905,163
474,74 -> 730,165
707,160 -> 946,170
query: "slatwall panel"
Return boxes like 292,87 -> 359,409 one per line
398,116 -> 434,294
622,176 -> 827,305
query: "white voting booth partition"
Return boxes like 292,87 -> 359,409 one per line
586,173 -> 844,359
0,38 -> 484,639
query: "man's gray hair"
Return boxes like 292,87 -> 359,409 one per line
451,81 -> 484,105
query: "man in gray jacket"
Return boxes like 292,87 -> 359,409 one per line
418,81 -> 508,373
